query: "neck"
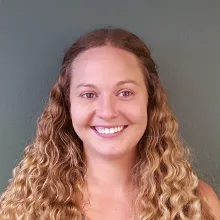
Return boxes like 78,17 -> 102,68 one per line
84,150 -> 137,199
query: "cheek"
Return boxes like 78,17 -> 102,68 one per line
133,108 -> 147,128
70,104 -> 92,128
123,101 -> 148,125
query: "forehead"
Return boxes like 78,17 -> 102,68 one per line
70,46 -> 145,86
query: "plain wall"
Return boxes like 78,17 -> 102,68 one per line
0,0 -> 220,196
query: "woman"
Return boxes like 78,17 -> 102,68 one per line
0,27 -> 219,220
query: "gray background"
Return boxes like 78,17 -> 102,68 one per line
0,0 -> 219,196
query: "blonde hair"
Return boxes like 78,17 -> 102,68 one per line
0,27 -> 215,219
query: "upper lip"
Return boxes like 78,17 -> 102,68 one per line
91,125 -> 128,128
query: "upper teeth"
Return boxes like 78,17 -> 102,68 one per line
95,126 -> 124,134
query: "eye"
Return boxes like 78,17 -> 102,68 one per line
118,91 -> 133,97
81,92 -> 97,99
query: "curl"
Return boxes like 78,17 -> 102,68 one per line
0,74 -> 85,219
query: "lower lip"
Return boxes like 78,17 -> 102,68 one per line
91,126 -> 128,138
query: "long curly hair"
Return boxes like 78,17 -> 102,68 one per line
0,27 -> 215,219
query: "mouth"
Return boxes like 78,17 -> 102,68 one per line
90,125 -> 128,138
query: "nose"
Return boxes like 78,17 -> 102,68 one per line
95,95 -> 118,120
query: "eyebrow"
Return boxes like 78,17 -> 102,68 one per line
76,80 -> 139,89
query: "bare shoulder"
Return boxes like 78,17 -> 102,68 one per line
199,180 -> 220,219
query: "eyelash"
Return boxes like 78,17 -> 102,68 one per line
81,92 -> 97,99
118,91 -> 133,97
80,91 -> 133,99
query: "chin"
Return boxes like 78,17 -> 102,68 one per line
86,141 -> 137,160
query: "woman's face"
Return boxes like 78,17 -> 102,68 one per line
69,46 -> 148,159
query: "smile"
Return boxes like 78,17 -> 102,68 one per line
91,125 -> 128,137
